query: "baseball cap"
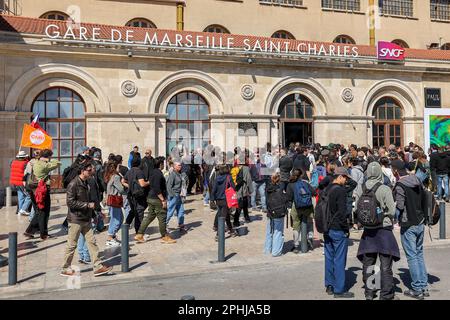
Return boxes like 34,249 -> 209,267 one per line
334,167 -> 351,178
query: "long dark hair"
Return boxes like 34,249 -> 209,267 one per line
104,162 -> 118,183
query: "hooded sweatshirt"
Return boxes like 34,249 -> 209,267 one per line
394,173 -> 424,227
211,174 -> 235,201
365,162 -> 396,229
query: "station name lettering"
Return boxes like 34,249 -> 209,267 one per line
45,24 -> 359,58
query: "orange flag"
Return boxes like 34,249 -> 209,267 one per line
20,124 -> 53,150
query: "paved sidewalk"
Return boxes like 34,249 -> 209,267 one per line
0,194 -> 449,298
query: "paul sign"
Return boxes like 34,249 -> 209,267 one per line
377,41 -> 405,61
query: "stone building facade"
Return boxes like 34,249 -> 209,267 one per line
1,13 -> 450,190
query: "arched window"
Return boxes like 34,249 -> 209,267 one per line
441,43 -> 450,50
372,97 -> 403,148
271,30 -> 295,40
392,39 -> 409,48
126,18 -> 156,28
278,93 -> 314,146
203,24 -> 230,34
40,11 -> 69,21
333,34 -> 356,44
166,91 -> 210,155
32,87 -> 86,187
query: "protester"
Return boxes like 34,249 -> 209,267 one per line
166,161 -> 187,232
250,151 -> 268,212
135,157 -> 176,244
211,164 -> 237,239
104,161 -> 126,247
128,146 -> 141,169
279,148 -> 293,192
356,162 -> 400,300
61,161 -> 112,277
233,154 -> 254,226
324,167 -> 354,298
392,160 -> 430,299
10,151 -> 30,216
140,148 -> 155,182
23,150 -> 41,221
264,173 -> 287,257
286,168 -> 315,253
24,149 -> 61,240
123,157 -> 149,233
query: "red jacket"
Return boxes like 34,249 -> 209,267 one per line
9,159 -> 29,186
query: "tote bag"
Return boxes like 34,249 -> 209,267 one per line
225,175 -> 239,209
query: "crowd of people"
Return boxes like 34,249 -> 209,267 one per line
8,140 -> 449,297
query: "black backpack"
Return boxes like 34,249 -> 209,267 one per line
314,185 -> 336,234
423,188 -> 440,226
356,183 -> 383,227
63,164 -> 79,189
235,168 -> 245,191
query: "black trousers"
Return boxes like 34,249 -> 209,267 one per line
362,253 -> 395,300
234,197 -> 249,226
214,199 -> 233,232
25,189 -> 51,238
126,196 -> 148,233
187,174 -> 197,194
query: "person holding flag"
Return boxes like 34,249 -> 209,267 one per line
22,114 -> 61,240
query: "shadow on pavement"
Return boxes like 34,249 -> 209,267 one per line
225,252 -> 237,261
345,266 -> 362,291
18,272 -> 46,284
129,261 -> 148,271
49,213 -> 67,220
17,240 -> 66,258
397,267 -> 440,290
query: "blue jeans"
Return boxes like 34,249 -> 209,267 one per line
401,224 -> 428,292
324,229 -> 349,294
203,189 -> 210,205
264,217 -> 284,257
251,181 -> 267,210
123,196 -> 131,220
17,186 -> 32,213
77,233 -> 91,262
166,195 -> 185,226
108,206 -> 123,237
436,175 -> 449,199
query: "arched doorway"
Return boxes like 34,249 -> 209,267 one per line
32,87 -> 86,189
372,97 -> 403,148
166,91 -> 210,156
278,93 -> 314,146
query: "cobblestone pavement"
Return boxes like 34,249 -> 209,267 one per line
1,194 -> 449,298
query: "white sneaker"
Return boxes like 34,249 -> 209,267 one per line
105,239 -> 121,247
143,235 -> 151,241
21,211 -> 30,216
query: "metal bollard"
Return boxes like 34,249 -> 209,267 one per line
439,202 -> 446,240
301,219 -> 308,253
121,224 -> 129,272
8,232 -> 17,285
218,217 -> 225,262
6,187 -> 12,208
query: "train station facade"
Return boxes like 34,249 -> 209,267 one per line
1,13 -> 450,189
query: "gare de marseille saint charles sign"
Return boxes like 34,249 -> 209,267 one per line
44,24 -> 361,58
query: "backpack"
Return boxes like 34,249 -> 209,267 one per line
95,161 -> 106,193
423,188 -> 440,226
62,165 -> 79,189
310,169 -> 319,189
130,175 -> 145,199
356,183 -> 383,227
314,185 -> 335,234
26,167 -> 39,190
235,168 -> 245,192
294,180 -> 313,208
316,166 -> 327,178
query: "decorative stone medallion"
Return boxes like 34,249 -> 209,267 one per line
241,84 -> 255,100
121,80 -> 138,98
341,88 -> 354,103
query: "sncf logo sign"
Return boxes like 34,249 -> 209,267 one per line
377,41 -> 405,61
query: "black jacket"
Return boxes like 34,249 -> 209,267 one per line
430,152 -> 449,175
66,176 -> 94,224
327,184 -> 349,232
293,154 -> 311,173
279,155 -> 293,182
140,156 -> 155,181
265,182 -> 287,219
